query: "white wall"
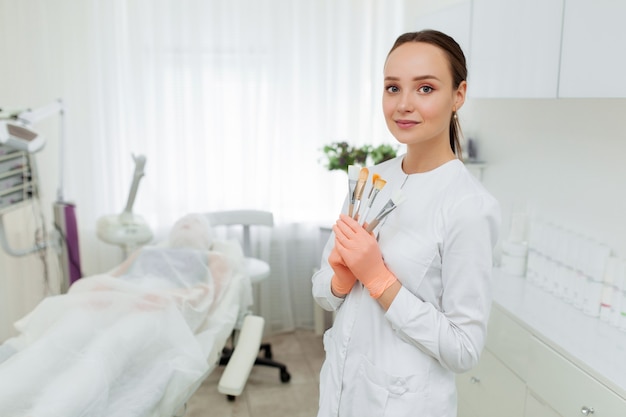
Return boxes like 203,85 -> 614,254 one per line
2,0 -> 625,341
461,98 -> 626,257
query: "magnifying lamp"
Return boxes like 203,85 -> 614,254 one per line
0,120 -> 45,153
0,100 -> 63,154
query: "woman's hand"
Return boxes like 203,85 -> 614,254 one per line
328,245 -> 357,297
333,214 -> 397,299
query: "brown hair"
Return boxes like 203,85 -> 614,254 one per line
387,30 -> 467,157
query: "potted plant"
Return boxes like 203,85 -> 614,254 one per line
320,141 -> 398,172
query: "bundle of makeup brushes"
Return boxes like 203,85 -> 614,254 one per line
346,165 -> 406,233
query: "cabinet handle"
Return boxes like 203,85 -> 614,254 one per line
580,406 -> 595,415
470,376 -> 480,384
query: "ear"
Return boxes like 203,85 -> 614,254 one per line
454,80 -> 467,111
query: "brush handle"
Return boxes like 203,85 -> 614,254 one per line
359,189 -> 379,225
359,207 -> 371,225
354,180 -> 366,201
352,200 -> 362,220
368,188 -> 381,208
365,218 -> 381,233
365,204 -> 398,233
347,178 -> 358,216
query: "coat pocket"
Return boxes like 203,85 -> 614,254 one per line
345,355 -> 428,417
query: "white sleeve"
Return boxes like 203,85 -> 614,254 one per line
385,192 -> 501,373
312,192 -> 353,311
311,228 -> 348,312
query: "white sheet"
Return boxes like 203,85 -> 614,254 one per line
0,239 -> 252,417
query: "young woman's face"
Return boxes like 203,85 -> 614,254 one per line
382,41 -> 465,150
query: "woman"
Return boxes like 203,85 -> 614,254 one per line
312,30 -> 501,417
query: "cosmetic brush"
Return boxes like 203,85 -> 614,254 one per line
365,189 -> 406,233
347,165 -> 361,217
351,167 -> 369,219
359,177 -> 387,225
366,173 -> 381,200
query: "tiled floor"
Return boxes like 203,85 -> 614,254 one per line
184,329 -> 324,417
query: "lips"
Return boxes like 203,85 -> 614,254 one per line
395,120 -> 419,129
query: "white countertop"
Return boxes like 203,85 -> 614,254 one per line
491,269 -> 626,398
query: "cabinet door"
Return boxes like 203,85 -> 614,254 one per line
527,336 -> 626,416
457,349 -> 526,417
469,0 -> 563,98
525,391 -> 563,417
414,1 -> 471,59
486,305 -> 531,381
558,0 -> 626,97
457,397 -> 479,417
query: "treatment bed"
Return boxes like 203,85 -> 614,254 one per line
170,239 -> 267,416
0,235 -> 266,417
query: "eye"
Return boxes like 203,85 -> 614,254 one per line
418,85 -> 434,94
385,85 -> 399,93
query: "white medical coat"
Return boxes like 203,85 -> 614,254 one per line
313,157 -> 500,417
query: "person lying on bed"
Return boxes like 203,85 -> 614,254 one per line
0,213 -> 248,417
100,212 -> 238,331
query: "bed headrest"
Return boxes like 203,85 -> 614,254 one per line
211,239 -> 245,261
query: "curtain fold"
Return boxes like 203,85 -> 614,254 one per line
1,0 -> 408,335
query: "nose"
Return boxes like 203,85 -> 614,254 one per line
397,92 -> 414,112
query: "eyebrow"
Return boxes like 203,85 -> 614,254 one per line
384,75 -> 441,82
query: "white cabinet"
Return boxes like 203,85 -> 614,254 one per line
468,0 -> 563,98
484,303 -> 531,380
525,392 -> 562,417
457,397 -> 479,417
413,0 -> 626,97
414,1 -> 472,60
527,336 -> 626,416
558,0 -> 626,98
457,304 -> 626,416
457,306 -> 528,417
457,349 -> 526,417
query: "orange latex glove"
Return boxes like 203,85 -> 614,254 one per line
333,214 -> 397,299
328,245 -> 357,297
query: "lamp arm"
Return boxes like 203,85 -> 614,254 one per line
121,154 -> 147,219
16,99 -> 64,125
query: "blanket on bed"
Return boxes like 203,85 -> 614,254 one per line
0,244 -> 249,417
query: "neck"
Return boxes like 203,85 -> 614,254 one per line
402,141 -> 456,174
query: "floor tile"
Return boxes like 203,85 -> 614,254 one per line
185,329 -> 323,417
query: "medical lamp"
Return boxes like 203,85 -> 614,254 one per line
0,99 -> 82,293
96,153 -> 153,257
0,121 -> 45,153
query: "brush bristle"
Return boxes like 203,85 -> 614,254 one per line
374,178 -> 387,190
391,189 -> 407,206
372,173 -> 380,184
358,167 -> 369,180
348,165 -> 361,180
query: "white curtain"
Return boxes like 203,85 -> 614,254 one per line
0,0 -> 409,337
